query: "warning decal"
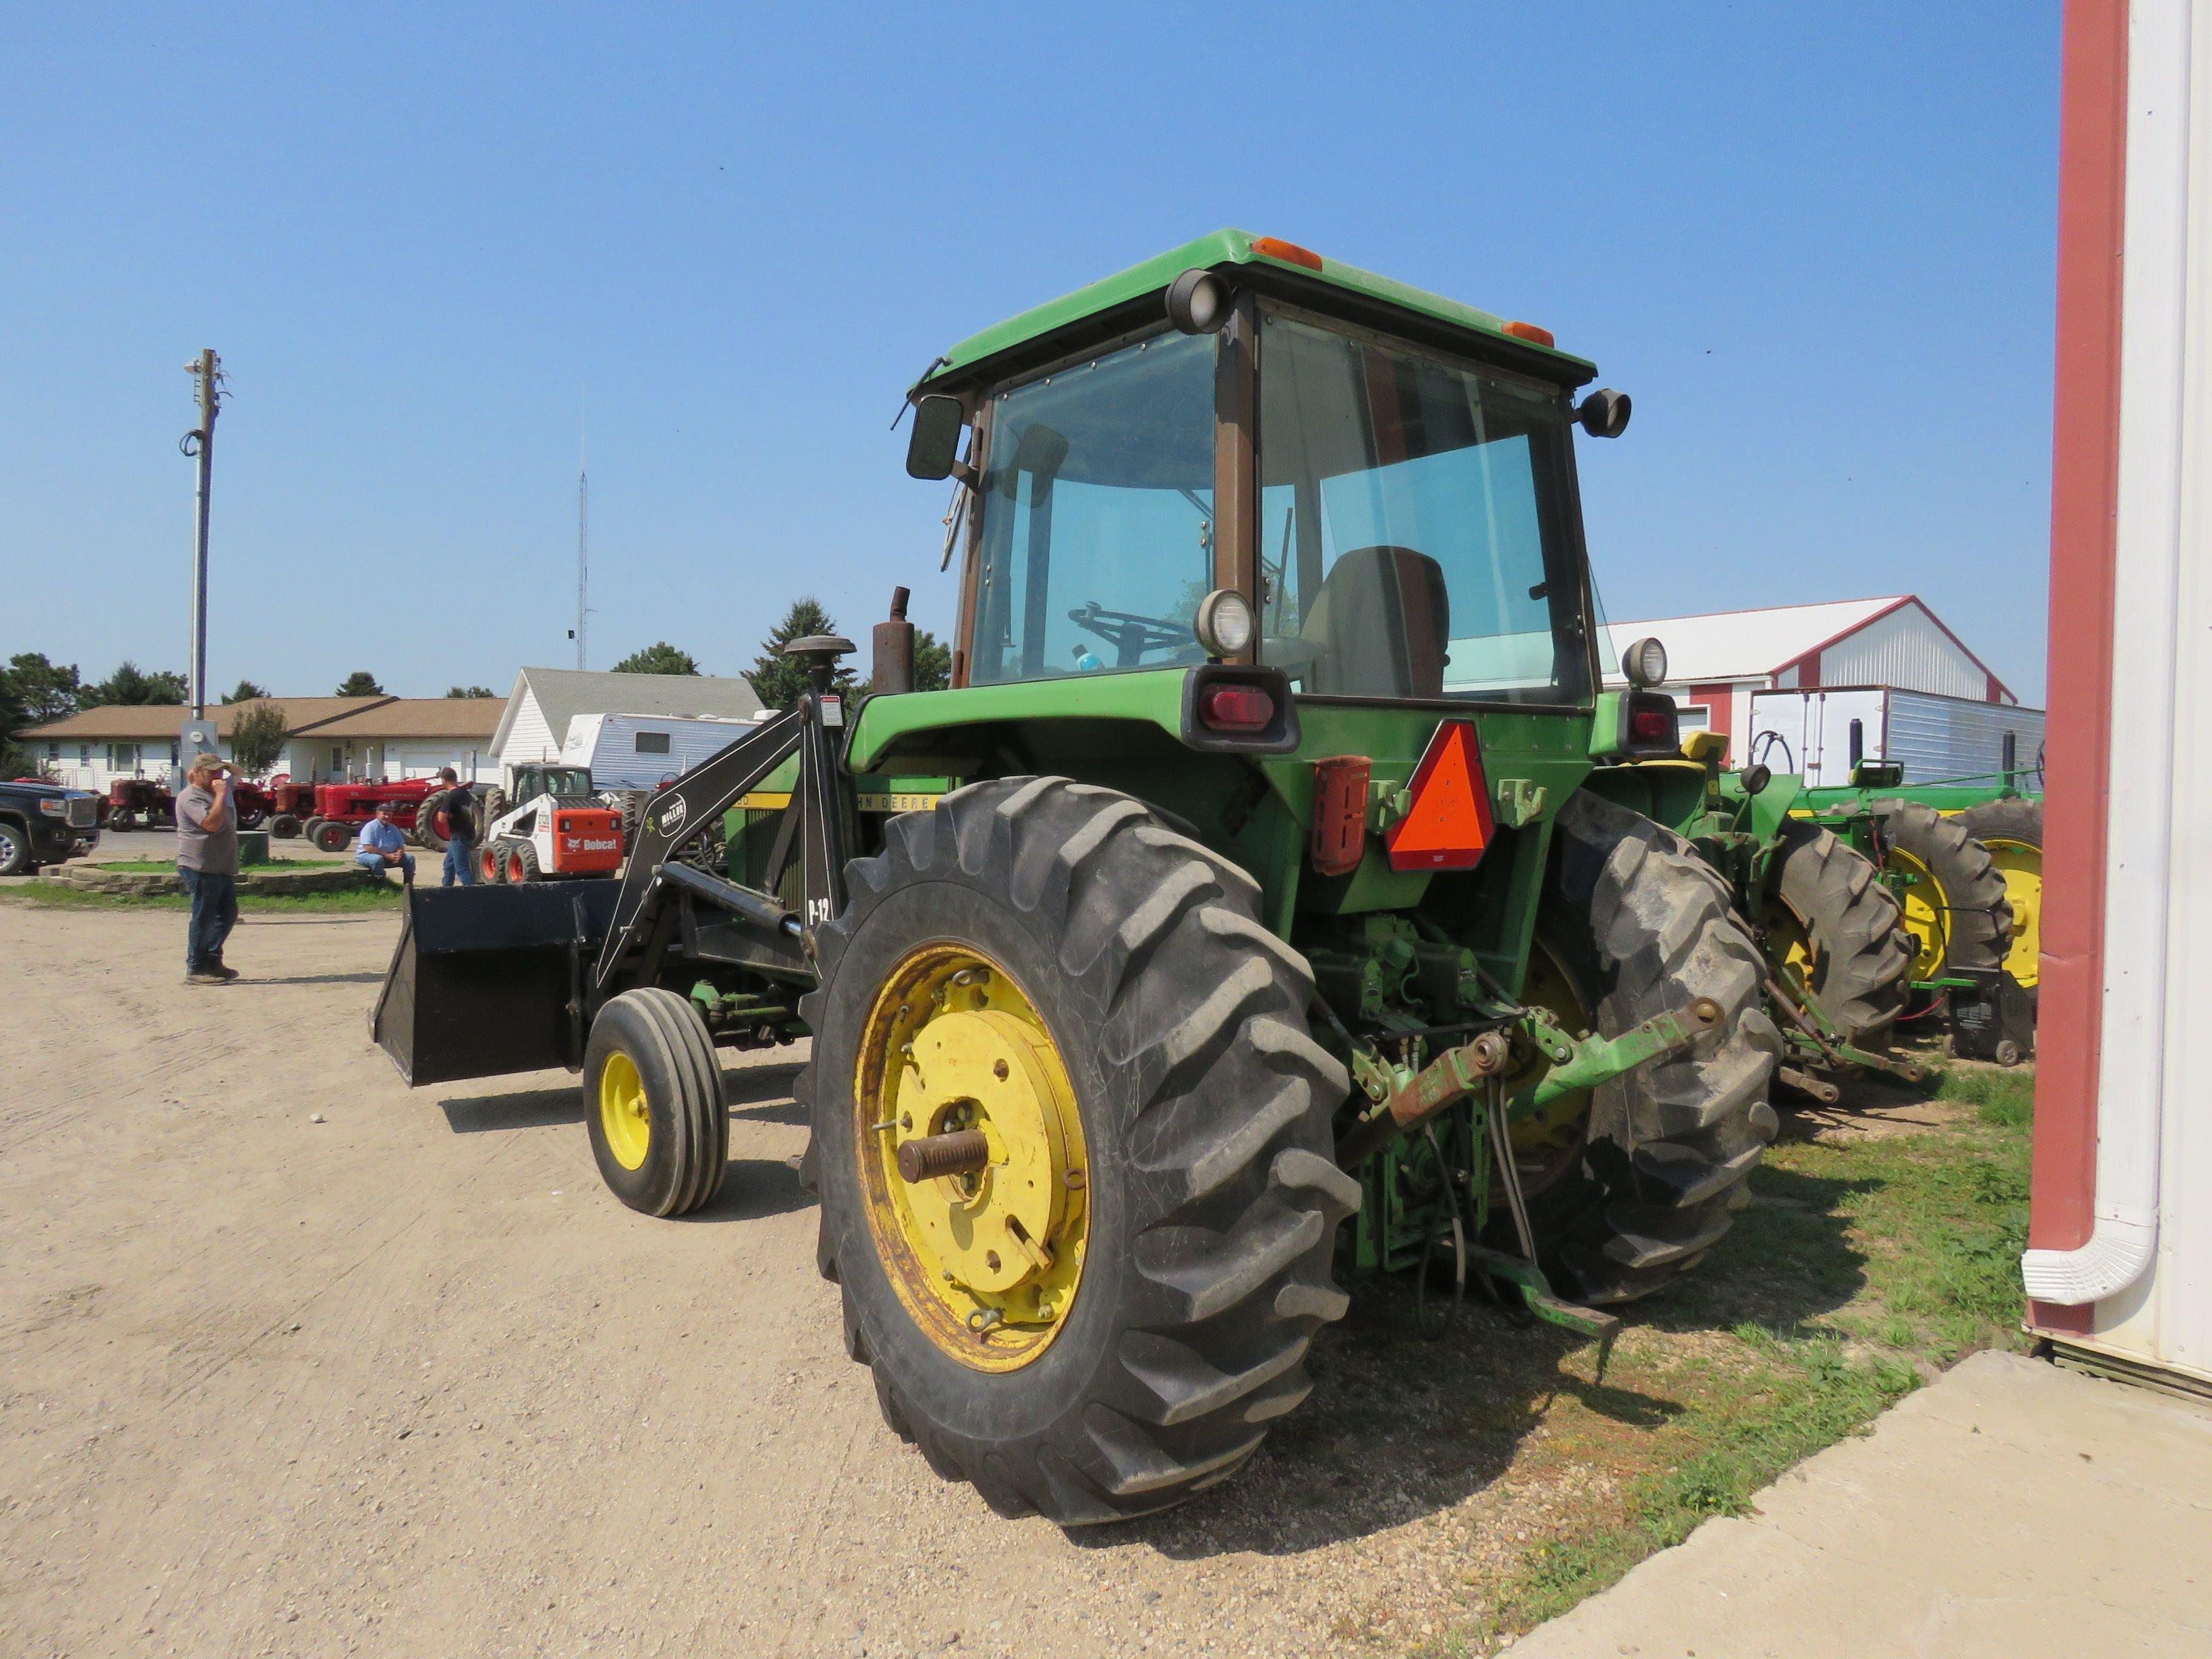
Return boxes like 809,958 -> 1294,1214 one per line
1383,720 -> 1496,873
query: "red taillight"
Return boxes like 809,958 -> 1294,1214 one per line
1630,707 -> 1676,744
1198,684 -> 1276,733
1252,235 -> 1324,271
1503,320 -> 1556,348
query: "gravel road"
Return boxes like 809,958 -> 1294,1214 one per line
1,898 -> 1630,1658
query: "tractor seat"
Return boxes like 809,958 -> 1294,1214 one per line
1298,546 -> 1451,699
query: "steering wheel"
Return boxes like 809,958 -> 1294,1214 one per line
1067,600 -> 1191,668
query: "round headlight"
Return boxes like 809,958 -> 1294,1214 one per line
1194,588 -> 1256,657
1620,635 -> 1668,689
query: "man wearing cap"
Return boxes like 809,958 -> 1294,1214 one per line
355,800 -> 415,882
430,766 -> 478,887
176,752 -> 241,985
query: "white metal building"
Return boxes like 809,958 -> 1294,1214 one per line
2024,0 -> 2212,1399
489,667 -> 764,771
1599,594 -> 2018,756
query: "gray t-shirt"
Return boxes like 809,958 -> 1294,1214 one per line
176,782 -> 239,874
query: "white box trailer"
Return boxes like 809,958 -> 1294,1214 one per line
1747,687 -> 2046,790
557,712 -> 766,792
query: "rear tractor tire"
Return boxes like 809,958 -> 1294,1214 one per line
1512,792 -> 1782,1306
1868,800 -> 2012,981
798,776 -> 1357,1525
583,988 -> 728,1216
1763,820 -> 1914,1050
1951,798 -> 2042,997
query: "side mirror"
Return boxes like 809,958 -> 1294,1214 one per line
1576,387 -> 1632,438
905,394 -> 966,480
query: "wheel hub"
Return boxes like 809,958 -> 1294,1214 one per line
855,946 -> 1088,1370
598,1049 -> 651,1171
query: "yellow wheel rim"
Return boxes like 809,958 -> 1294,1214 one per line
1980,838 -> 2041,988
1504,943 -> 1593,1199
599,1050 -> 651,1171
1888,848 -> 1950,979
853,945 -> 1090,1372
1763,897 -> 1821,1005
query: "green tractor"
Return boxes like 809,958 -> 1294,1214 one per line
374,230 -> 1781,1523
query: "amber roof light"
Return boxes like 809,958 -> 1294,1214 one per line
1503,321 -> 1557,348
1252,236 -> 1324,271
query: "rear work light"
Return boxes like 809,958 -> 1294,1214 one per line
1198,684 -> 1276,733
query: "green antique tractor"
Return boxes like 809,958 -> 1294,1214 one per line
1585,732 -> 1918,1101
374,230 -> 1782,1523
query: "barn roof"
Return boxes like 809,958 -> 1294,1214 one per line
1599,596 -> 1914,685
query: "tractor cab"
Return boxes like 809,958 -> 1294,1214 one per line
904,230 -> 1637,716
507,763 -> 593,803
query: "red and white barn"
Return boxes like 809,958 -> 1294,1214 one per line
1599,594 -> 2018,750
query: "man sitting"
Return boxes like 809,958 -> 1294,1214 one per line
355,800 -> 415,882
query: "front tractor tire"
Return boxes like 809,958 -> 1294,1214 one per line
583,989 -> 729,1216
798,777 -> 1357,1525
1523,792 -> 1783,1305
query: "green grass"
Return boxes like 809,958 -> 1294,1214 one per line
0,877 -> 402,914
87,857 -> 348,874
1465,1063 -> 2033,1647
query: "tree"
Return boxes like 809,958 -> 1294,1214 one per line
81,661 -> 188,707
0,664 -> 33,777
610,642 -> 701,676
222,678 -> 270,704
748,597 -> 855,709
4,653 -> 85,724
335,671 -> 386,697
446,684 -> 497,699
228,702 -> 290,775
912,628 -> 952,693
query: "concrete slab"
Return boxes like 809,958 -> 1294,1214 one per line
1513,1350 -> 2212,1659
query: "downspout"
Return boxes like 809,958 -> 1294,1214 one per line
2024,0 -> 2185,1312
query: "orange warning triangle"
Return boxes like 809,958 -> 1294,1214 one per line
1385,720 -> 1496,872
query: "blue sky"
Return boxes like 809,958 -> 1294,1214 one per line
1,4 -> 2060,701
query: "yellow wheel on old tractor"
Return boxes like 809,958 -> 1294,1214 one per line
1887,845 -> 1950,981
852,944 -> 1090,1371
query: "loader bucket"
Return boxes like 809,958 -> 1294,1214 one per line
371,880 -> 622,1088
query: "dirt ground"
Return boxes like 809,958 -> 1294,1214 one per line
0,896 -> 1974,1659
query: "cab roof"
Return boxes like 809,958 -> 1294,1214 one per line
920,229 -> 1598,394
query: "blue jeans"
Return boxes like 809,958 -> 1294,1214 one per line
178,867 -> 237,971
443,836 -> 477,886
358,850 -> 415,882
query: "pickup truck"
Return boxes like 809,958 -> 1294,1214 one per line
0,778 -> 102,876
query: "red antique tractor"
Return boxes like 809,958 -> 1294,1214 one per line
300,778 -> 438,853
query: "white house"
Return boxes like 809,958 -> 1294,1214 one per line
490,667 -> 764,772
18,696 -> 394,792
1599,594 -> 2019,758
286,698 -> 504,783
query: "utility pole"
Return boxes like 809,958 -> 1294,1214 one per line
576,390 -> 590,670
182,349 -> 224,719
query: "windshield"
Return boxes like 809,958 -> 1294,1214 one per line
969,329 -> 1216,684
1256,309 -> 1593,704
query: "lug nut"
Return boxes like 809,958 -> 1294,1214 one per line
896,1128 -> 991,1183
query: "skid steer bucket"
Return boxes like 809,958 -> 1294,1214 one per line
371,880 -> 622,1087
